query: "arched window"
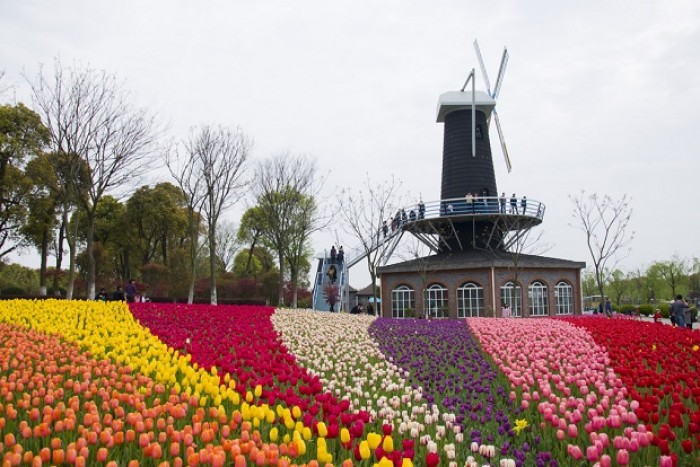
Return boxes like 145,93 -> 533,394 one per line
555,281 -> 573,315
457,282 -> 484,317
528,281 -> 548,317
424,283 -> 448,318
500,281 -> 522,317
392,285 -> 415,318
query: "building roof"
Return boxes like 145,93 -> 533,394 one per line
377,249 -> 586,274
355,283 -> 381,296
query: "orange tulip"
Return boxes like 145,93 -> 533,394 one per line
51,448 -> 65,465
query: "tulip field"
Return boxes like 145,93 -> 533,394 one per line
1,300 -> 699,466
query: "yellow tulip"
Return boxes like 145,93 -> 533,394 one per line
382,435 -> 394,453
340,428 -> 351,443
254,384 -> 262,398
359,441 -> 371,460
317,421 -> 328,438
269,427 -> 279,442
367,432 -> 382,450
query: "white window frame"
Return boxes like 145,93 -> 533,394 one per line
457,282 -> 484,317
500,281 -> 522,317
391,285 -> 414,318
528,281 -> 549,317
555,281 -> 573,315
423,283 -> 448,318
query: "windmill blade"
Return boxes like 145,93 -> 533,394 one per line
473,39 -> 492,96
492,109 -> 512,172
492,47 -> 509,99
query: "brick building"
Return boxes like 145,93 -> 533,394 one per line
378,249 -> 585,319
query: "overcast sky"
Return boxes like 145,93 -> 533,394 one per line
2,1 -> 699,288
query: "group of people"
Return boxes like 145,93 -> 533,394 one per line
384,200 -> 426,237
595,298 -> 614,317
444,192 -> 528,216
350,302 -> 374,315
95,279 -> 139,303
327,245 -> 344,284
670,295 -> 695,328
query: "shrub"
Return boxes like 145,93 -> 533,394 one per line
1,286 -> 26,296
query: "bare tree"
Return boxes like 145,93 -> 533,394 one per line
337,174 -> 403,306
166,142 -> 207,303
252,153 -> 323,307
183,126 -> 252,305
215,220 -> 240,273
489,216 -> 553,291
569,191 -> 634,305
28,59 -> 159,299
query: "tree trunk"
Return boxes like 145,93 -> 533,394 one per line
187,211 -> 197,305
65,216 -> 78,300
291,268 -> 298,309
39,225 -> 49,296
86,210 -> 96,300
245,237 -> 257,276
277,252 -> 285,307
209,224 -> 217,305
53,213 -> 65,292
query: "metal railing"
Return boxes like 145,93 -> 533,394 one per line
342,196 -> 545,268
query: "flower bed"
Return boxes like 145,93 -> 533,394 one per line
562,316 -> 700,465
1,300 -> 699,466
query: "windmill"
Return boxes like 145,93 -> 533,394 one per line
473,39 -> 512,173
438,39 -> 511,202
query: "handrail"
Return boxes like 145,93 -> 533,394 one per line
342,196 -> 545,268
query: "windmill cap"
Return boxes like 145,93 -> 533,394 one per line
436,90 -> 496,122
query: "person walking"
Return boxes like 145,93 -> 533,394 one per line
670,295 -> 689,328
510,194 -> 518,214
337,246 -> 344,267
327,265 -> 337,284
521,195 -> 527,215
330,245 -> 337,264
604,298 -> 613,317
125,279 -> 138,303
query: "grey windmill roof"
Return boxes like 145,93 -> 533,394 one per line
378,249 -> 585,274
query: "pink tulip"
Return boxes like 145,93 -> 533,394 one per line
567,424 -> 578,438
616,449 -> 629,465
599,454 -> 612,467
585,445 -> 598,462
567,444 -> 583,460
659,455 -> 673,467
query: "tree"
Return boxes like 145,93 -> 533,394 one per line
569,191 -> 634,307
656,254 -> 690,298
28,59 -> 159,299
0,103 -> 50,259
166,139 -> 207,304
237,207 -> 268,277
214,220 -> 240,273
22,152 -> 60,294
189,125 -> 251,305
253,154 -> 323,307
607,269 -> 630,306
337,174 -> 403,306
125,183 -> 188,270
